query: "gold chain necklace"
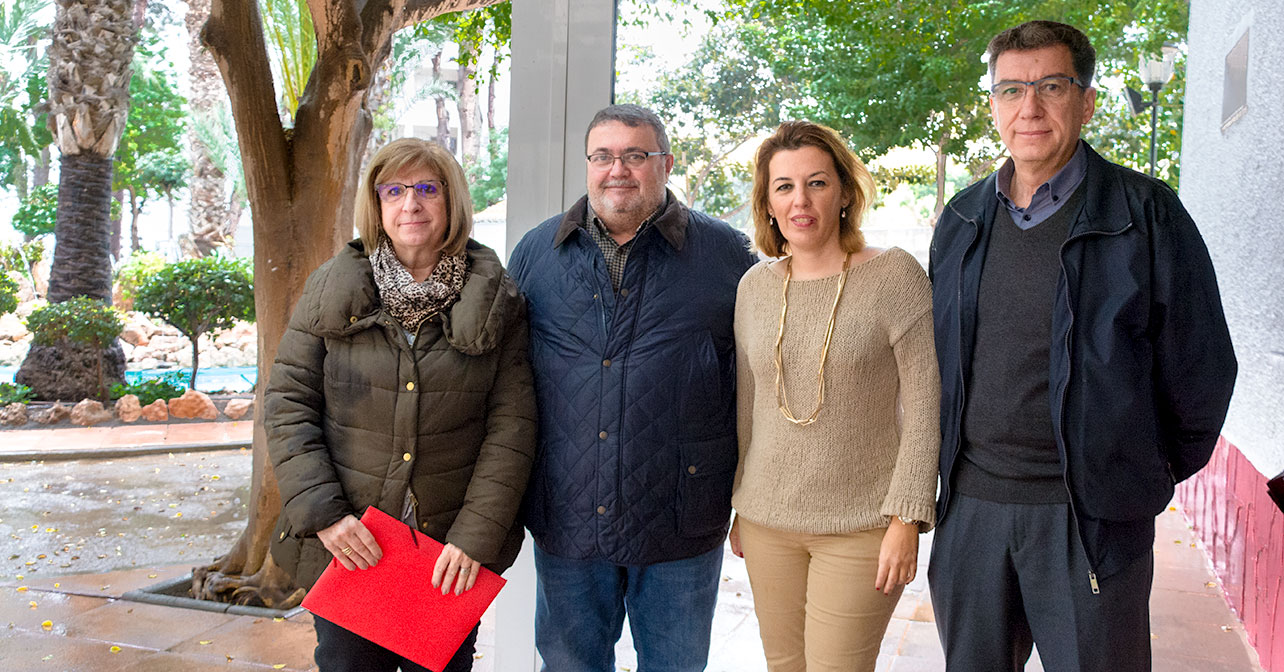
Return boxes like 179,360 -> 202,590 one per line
773,252 -> 851,426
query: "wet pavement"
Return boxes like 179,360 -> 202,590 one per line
0,449 -> 251,581
0,424 -> 1268,671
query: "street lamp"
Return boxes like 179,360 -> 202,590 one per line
1125,44 -> 1180,177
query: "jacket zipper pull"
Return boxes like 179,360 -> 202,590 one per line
1088,571 -> 1100,595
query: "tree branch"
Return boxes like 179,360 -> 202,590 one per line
205,0 -> 289,205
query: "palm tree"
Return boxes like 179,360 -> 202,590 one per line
15,0 -> 143,401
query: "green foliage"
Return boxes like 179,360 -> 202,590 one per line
25,297 -> 124,348
427,3 -> 512,80
114,35 -> 189,199
0,271 -> 17,314
114,251 -> 167,304
134,256 -> 254,387
11,183 -> 57,237
706,0 -> 1190,196
262,0 -> 316,123
110,373 -> 186,405
192,106 -> 246,207
0,382 -> 34,405
0,238 -> 43,276
0,0 -> 53,194
467,128 -> 507,211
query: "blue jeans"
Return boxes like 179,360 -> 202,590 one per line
534,544 -> 724,672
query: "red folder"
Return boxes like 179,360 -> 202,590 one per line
301,506 -> 506,671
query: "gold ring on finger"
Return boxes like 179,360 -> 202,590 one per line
340,547 -> 353,556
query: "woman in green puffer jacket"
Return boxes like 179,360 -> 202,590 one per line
265,138 -> 536,672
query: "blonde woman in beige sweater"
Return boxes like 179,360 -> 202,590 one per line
729,121 -> 940,672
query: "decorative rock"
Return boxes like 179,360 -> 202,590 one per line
120,325 -> 150,347
70,399 -> 114,427
0,402 -> 28,426
15,341 -> 126,403
0,313 -> 27,341
169,389 -> 218,420
115,394 -> 142,423
140,399 -> 168,422
222,398 -> 253,420
32,402 -> 70,425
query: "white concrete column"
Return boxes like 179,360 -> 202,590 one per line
503,0 -> 617,260
495,2 -> 616,671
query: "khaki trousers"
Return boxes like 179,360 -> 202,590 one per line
739,517 -> 902,672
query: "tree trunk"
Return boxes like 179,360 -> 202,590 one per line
455,44 -> 479,166
192,0 -> 502,608
931,123 -> 951,228
432,50 -> 450,149
129,189 -> 143,252
34,147 -> 50,187
110,188 -> 125,261
188,333 -> 200,389
47,153 -> 116,302
486,45 -> 496,134
184,0 -> 231,256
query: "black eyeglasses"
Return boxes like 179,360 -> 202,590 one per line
586,151 -> 668,169
989,76 -> 1087,104
374,180 -> 446,203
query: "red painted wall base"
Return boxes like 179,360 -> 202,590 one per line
1177,437 -> 1284,671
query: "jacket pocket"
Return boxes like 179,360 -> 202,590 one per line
269,518 -> 332,590
675,435 -> 737,538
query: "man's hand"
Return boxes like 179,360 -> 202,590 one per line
316,515 -> 382,570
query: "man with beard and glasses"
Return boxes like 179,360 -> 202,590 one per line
509,104 -> 756,671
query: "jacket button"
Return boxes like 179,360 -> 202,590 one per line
406,382 -> 415,391
597,506 -> 606,515
602,359 -> 611,367
421,522 -> 429,530
598,431 -> 607,439
279,531 -> 286,540
403,453 -> 412,462
620,288 -> 630,297
349,315 -> 358,324
687,465 -> 697,475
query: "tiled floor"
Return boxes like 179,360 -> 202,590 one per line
1,506 -> 1263,672
0,422 -> 1267,670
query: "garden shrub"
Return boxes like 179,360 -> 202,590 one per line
0,382 -> 33,405
110,372 -> 187,406
135,255 -> 254,389
25,297 -> 125,399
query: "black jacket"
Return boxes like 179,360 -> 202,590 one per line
929,143 -> 1236,580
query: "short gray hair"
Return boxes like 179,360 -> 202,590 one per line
987,21 -> 1096,87
584,104 -> 670,154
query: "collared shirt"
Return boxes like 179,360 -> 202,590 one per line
583,195 -> 669,291
995,140 -> 1088,230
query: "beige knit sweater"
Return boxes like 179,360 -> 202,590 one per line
732,247 -> 940,534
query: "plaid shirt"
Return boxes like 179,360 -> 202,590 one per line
584,197 -> 668,291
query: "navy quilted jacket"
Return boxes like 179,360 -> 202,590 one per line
509,194 -> 756,565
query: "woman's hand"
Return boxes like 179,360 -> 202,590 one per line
874,517 -> 919,594
317,515 -> 383,570
433,543 -> 481,595
729,516 -> 743,558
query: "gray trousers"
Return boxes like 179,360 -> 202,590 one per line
928,493 -> 1154,672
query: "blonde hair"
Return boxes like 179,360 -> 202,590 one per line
750,121 -> 875,258
354,138 -> 472,256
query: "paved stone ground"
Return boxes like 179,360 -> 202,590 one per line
0,442 -> 1267,671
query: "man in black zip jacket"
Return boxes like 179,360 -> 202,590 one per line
927,20 -> 1236,672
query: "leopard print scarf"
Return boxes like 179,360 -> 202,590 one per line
369,237 -> 469,332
